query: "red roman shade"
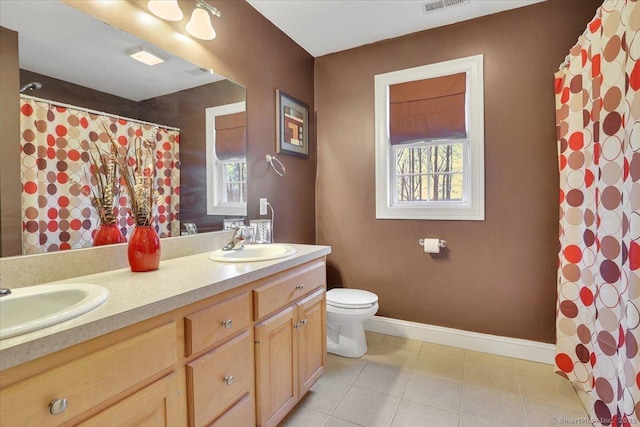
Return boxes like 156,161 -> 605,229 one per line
389,72 -> 466,145
215,111 -> 246,160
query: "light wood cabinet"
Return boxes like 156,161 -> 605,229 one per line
254,266 -> 326,427
78,373 -> 181,427
297,290 -> 326,397
0,322 -> 178,427
0,257 -> 326,427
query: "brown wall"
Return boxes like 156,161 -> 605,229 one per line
315,0 -> 601,343
138,80 -> 246,233
68,0 -> 317,244
0,27 -> 21,256
19,70 -> 140,119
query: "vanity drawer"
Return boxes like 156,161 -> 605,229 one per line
186,330 -> 253,427
184,292 -> 251,356
210,393 -> 255,427
253,260 -> 326,321
0,322 -> 177,426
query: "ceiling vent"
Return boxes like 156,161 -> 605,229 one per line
186,67 -> 210,76
422,0 -> 469,14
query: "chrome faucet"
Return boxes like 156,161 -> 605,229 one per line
0,288 -> 11,297
222,227 -> 246,251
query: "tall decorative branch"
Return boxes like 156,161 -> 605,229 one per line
105,125 -> 159,227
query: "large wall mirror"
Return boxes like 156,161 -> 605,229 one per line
0,0 -> 247,257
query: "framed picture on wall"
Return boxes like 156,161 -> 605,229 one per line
276,89 -> 309,158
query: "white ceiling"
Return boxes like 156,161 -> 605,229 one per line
0,0 -> 224,102
0,0 -> 546,100
247,0 -> 546,57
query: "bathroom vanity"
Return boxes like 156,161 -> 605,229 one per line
0,243 -> 330,427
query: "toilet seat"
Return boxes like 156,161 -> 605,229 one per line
326,288 -> 378,309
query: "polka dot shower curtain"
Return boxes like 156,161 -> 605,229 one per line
555,1 -> 639,426
20,97 -> 180,254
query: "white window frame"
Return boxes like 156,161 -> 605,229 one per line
374,54 -> 484,220
205,101 -> 247,216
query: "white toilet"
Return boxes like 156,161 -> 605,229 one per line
326,288 -> 379,358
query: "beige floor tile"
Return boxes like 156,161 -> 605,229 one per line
463,353 -> 519,394
403,372 -> 462,412
364,344 -> 419,370
323,417 -> 363,427
514,359 -> 583,410
300,377 -> 350,415
465,350 -> 515,367
460,384 -> 525,427
380,335 -> 423,352
364,331 -> 386,354
522,398 -> 589,427
324,354 -> 367,385
365,331 -> 385,347
332,386 -> 400,427
390,399 -> 459,426
353,362 -> 411,397
413,352 -> 465,382
277,406 -> 328,427
459,414 -> 509,427
420,342 -> 466,360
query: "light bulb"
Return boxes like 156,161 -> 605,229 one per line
147,0 -> 183,21
186,6 -> 216,40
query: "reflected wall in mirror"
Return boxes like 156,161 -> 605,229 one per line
0,0 -> 246,257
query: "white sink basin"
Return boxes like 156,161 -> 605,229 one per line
0,283 -> 108,339
209,244 -> 297,263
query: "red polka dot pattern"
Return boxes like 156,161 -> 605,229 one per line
20,98 -> 180,254
555,2 -> 639,425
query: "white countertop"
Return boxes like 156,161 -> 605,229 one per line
0,244 -> 331,370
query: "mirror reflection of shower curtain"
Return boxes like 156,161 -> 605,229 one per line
555,1 -> 638,425
19,96 -> 181,254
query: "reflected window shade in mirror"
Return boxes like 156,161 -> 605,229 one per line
389,72 -> 466,144
214,111 -> 246,160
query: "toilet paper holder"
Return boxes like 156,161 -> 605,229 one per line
418,239 -> 447,249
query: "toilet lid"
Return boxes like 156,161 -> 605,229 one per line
326,288 -> 378,309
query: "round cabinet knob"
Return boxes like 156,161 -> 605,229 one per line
296,284 -> 304,291
301,318 -> 308,326
224,375 -> 234,385
49,398 -> 68,415
221,319 -> 233,329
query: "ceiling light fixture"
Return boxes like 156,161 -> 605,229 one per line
147,0 -> 183,21
127,47 -> 167,66
186,0 -> 221,40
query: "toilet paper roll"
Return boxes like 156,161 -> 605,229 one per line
422,238 -> 441,253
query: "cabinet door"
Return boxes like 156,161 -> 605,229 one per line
78,373 -> 181,427
296,289 -> 326,396
254,306 -> 298,427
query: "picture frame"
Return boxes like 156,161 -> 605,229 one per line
276,89 -> 309,158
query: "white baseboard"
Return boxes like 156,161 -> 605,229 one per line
364,316 -> 555,365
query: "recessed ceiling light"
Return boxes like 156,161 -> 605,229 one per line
127,47 -> 167,66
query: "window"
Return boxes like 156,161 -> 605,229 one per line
206,102 -> 247,216
375,55 -> 484,220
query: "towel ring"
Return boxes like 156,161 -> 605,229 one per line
266,154 -> 286,176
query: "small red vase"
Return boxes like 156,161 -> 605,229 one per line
93,223 -> 127,247
128,226 -> 161,272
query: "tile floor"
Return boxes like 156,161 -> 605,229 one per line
278,332 -> 588,427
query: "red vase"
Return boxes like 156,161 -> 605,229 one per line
93,223 -> 126,247
128,226 -> 161,272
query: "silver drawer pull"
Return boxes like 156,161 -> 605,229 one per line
295,284 -> 304,291
222,319 -> 233,329
300,318 -> 308,326
224,375 -> 234,385
294,322 -> 302,330
49,398 -> 68,415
